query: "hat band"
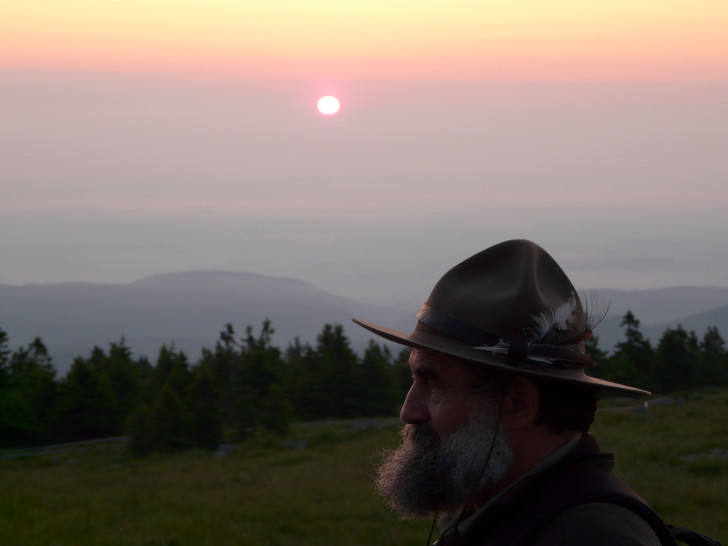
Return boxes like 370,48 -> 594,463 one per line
417,304 -> 500,347
416,304 -> 595,368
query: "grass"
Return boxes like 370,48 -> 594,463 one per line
1,391 -> 727,545
593,389 -> 728,541
0,421 -> 424,546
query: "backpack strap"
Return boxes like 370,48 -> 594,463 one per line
669,526 -> 722,546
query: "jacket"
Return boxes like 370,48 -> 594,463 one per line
434,434 -> 675,546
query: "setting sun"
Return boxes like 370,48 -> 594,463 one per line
317,96 -> 340,116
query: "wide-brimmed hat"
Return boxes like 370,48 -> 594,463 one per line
353,239 -> 648,396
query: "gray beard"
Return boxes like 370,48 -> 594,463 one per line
375,410 -> 513,519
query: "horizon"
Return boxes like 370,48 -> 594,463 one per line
3,268 -> 728,378
2,266 -> 728,313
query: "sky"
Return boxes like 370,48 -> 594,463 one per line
2,0 -> 727,308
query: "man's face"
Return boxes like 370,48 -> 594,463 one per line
375,349 -> 513,518
400,349 -> 489,438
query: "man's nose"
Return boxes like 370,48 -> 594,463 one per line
400,385 -> 430,424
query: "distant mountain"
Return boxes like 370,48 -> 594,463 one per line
584,287 -> 728,325
583,287 -> 728,352
646,304 -> 728,343
2,274 -> 727,375
0,271 -> 407,375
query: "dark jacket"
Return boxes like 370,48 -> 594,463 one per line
434,434 -> 675,546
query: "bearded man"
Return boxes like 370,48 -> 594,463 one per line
353,240 -> 678,546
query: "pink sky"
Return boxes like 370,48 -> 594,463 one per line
1,1 -> 727,300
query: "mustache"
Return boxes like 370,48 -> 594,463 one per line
399,423 -> 443,455
402,423 -> 438,442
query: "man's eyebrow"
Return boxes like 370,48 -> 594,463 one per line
411,365 -> 441,382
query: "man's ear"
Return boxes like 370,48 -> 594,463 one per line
501,376 -> 540,430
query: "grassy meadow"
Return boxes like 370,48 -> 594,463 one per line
1,390 -> 727,546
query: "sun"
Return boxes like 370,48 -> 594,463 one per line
317,95 -> 340,116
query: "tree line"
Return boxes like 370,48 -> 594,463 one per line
1,312 -> 726,454
0,321 -> 410,454
587,311 -> 728,394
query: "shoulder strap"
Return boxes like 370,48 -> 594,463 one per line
669,526 -> 722,546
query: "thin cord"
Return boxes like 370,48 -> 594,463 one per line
426,394 -> 506,546
425,515 -> 438,546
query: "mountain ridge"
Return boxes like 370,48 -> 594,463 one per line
2,272 -> 727,375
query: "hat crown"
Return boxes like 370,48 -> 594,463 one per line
425,240 -> 585,344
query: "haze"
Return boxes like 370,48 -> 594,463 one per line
2,1 -> 727,308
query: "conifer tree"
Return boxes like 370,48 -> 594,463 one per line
92,339 -> 146,434
260,383 -> 293,435
152,383 -> 194,452
358,341 -> 398,415
204,323 -> 242,430
698,326 -> 727,386
283,338 -> 321,420
128,345 -> 194,455
608,311 -> 654,388
315,324 -> 360,417
0,337 -> 58,446
240,320 -> 284,403
585,335 -> 609,364
188,362 -> 222,450
655,325 -> 698,392
57,357 -> 117,441
0,326 -> 10,373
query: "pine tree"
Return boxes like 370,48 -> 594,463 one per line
205,323 -> 242,430
188,362 -> 222,451
260,383 -> 293,435
587,335 -> 625,382
655,325 -> 698,392
240,320 -> 284,403
585,335 -> 609,365
57,357 -> 117,441
315,324 -> 360,417
698,326 -> 727,386
608,311 -> 654,388
357,341 -> 398,416
0,326 -> 10,374
0,327 -> 10,446
0,338 -> 59,446
152,344 -> 191,395
93,339 -> 146,435
154,383 -> 194,452
283,338 -> 321,420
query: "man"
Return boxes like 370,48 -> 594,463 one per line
353,239 -> 676,545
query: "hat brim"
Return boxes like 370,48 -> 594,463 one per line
353,318 -> 650,396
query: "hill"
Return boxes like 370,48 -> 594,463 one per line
586,287 -> 728,351
2,274 -> 728,374
0,271 -> 406,375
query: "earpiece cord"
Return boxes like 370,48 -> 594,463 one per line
425,394 -> 506,546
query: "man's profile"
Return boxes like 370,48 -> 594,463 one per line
353,239 -> 676,546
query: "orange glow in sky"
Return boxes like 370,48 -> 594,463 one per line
2,1 -> 727,82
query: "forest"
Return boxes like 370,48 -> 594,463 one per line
1,311 -> 726,455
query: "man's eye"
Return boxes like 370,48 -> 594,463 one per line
426,380 -> 443,400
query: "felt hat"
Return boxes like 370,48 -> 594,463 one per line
353,239 -> 649,395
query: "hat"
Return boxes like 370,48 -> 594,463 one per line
353,239 -> 648,396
